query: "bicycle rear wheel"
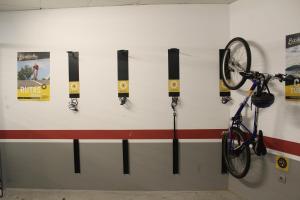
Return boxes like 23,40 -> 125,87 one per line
221,37 -> 251,90
223,127 -> 251,179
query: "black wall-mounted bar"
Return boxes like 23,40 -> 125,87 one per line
168,48 -> 180,174
117,50 -> 130,174
68,52 -> 80,99
122,140 -> 129,174
68,51 -> 81,174
73,139 -> 81,174
219,49 -> 231,97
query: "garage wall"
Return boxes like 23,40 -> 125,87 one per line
0,5 -> 228,130
229,0 -> 300,199
0,5 -> 229,189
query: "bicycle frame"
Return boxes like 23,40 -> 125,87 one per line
229,79 -> 260,150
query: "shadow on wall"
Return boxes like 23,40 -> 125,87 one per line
248,41 -> 269,73
239,153 -> 268,188
283,103 -> 300,128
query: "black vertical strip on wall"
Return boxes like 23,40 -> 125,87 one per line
219,49 -> 231,97
73,139 -> 81,174
117,50 -> 129,98
68,51 -> 81,173
168,48 -> 180,97
68,52 -> 80,98
117,50 -> 130,174
122,140 -> 129,174
221,135 -> 228,174
0,150 -> 3,197
168,48 -> 180,174
173,138 -> 179,174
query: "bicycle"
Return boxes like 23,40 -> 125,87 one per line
220,37 -> 293,178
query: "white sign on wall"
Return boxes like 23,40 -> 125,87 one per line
285,33 -> 300,100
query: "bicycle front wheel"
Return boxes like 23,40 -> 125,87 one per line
223,127 -> 251,179
221,37 -> 251,90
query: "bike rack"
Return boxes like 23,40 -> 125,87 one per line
117,50 -> 130,175
221,131 -> 228,174
68,51 -> 81,174
219,49 -> 231,104
0,149 -> 4,197
168,48 -> 180,174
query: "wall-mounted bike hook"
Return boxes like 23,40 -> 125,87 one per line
69,98 -> 79,112
119,96 -> 127,105
171,97 -> 178,111
221,96 -> 232,104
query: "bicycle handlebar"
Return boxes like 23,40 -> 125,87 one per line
240,71 -> 298,83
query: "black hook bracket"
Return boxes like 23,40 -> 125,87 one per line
119,97 -> 127,105
221,96 -> 232,104
69,98 -> 79,112
171,97 -> 178,111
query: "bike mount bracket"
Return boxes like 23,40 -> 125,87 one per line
171,97 -> 178,111
221,96 -> 232,104
69,98 -> 79,112
119,97 -> 127,105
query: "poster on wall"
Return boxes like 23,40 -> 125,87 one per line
17,52 -> 50,101
286,33 -> 300,100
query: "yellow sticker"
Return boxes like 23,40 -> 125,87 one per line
219,80 -> 230,92
169,80 -> 180,93
69,81 -> 80,94
17,85 -> 50,101
276,156 -> 289,172
285,84 -> 300,98
118,80 -> 129,93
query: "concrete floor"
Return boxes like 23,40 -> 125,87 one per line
1,189 -> 244,200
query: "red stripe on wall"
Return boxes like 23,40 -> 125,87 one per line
0,129 -> 223,139
264,136 -> 300,157
0,129 -> 299,157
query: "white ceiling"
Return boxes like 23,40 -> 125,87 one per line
0,0 -> 237,11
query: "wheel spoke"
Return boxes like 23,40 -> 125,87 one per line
221,37 -> 251,90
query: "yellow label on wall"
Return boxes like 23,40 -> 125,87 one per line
118,80 -> 129,93
69,81 -> 80,94
285,84 -> 300,98
17,85 -> 50,101
276,156 -> 289,172
169,80 -> 180,93
219,80 -> 230,92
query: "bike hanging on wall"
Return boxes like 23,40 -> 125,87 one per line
220,37 -> 293,178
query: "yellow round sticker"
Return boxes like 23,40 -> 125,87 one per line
118,80 -> 129,93
168,80 -> 180,92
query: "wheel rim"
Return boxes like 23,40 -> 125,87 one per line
222,40 -> 250,89
226,130 -> 249,177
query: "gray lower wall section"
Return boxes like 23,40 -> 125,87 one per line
0,142 -> 227,190
228,153 -> 300,200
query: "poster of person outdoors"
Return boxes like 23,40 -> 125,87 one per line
286,33 -> 300,100
17,52 -> 50,101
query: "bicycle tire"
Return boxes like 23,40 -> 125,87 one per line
222,127 -> 251,178
221,37 -> 251,90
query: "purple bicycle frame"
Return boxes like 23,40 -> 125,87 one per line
228,79 -> 260,149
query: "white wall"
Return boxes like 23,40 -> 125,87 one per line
229,0 -> 300,143
0,5 -> 229,130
